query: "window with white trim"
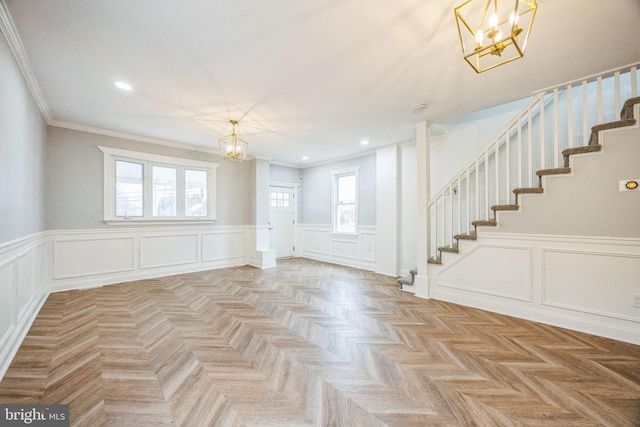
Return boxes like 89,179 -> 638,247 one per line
331,166 -> 360,234
100,146 -> 219,224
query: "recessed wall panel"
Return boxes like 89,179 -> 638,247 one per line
140,234 -> 198,269
361,233 -> 376,262
332,239 -> 359,260
203,232 -> 245,261
439,245 -> 531,301
303,229 -> 331,255
16,251 -> 33,320
53,237 -> 135,279
0,260 -> 15,348
542,249 -> 640,320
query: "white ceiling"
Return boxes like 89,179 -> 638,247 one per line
4,0 -> 640,167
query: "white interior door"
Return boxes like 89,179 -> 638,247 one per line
269,186 -> 296,258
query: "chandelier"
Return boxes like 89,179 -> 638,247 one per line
218,119 -> 248,161
454,0 -> 537,73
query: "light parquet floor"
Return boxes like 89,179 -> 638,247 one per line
1,258 -> 639,426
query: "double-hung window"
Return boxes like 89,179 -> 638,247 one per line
100,146 -> 219,224
331,166 -> 360,234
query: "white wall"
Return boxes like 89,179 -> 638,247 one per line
430,98 -> 529,196
46,126 -> 252,229
0,30 -> 48,380
296,224 -> 377,271
0,31 -> 47,243
300,154 -> 376,226
47,225 -> 247,292
399,143 -> 417,276
376,145 -> 398,276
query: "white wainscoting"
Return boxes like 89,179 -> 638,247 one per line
48,225 -> 248,292
429,233 -> 640,345
0,233 -> 48,380
297,224 -> 377,271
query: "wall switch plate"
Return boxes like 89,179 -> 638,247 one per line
633,294 -> 640,307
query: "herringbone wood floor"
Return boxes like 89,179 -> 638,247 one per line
1,258 -> 639,426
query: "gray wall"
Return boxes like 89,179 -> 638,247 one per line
46,127 -> 252,230
269,164 -> 302,185
300,153 -> 376,226
0,33 -> 47,243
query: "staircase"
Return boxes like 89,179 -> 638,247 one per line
427,64 -> 640,265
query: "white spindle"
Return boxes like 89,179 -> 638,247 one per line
553,89 -> 559,167
466,168 -> 471,234
597,76 -> 603,123
475,160 -> 479,220
494,142 -> 499,205
440,196 -> 445,250
484,152 -> 489,219
505,132 -> 510,203
632,66 -> 638,97
582,81 -> 589,146
615,72 -> 621,120
517,120 -> 522,188
527,109 -> 533,187
540,97 -> 546,169
451,178 -> 462,237
567,85 -> 573,148
447,188 -> 453,245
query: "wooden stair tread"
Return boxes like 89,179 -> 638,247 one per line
438,246 -> 459,253
491,204 -> 519,211
472,220 -> 497,227
562,145 -> 602,167
454,233 -> 477,241
427,258 -> 442,265
562,145 -> 601,156
513,187 -> 544,194
589,118 -> 636,145
621,96 -> 640,120
536,167 -> 571,176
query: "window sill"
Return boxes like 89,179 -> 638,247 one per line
104,219 -> 216,226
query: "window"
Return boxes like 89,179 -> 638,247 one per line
270,191 -> 290,208
100,147 -> 219,224
331,166 -> 360,234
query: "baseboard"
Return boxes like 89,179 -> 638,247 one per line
0,286 -> 48,381
431,287 -> 640,345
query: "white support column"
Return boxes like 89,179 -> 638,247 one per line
251,158 -> 276,269
375,144 -> 398,276
415,121 -> 430,299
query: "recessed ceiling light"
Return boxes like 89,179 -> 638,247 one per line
114,81 -> 133,91
361,140 -> 369,146
302,156 -> 309,160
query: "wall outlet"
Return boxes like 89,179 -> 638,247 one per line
633,294 -> 640,307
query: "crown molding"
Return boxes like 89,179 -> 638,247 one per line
48,119 -> 222,156
0,0 -> 51,122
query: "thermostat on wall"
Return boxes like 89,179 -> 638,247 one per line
619,179 -> 639,191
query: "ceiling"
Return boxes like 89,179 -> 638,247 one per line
4,0 -> 640,167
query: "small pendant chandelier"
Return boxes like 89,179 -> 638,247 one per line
454,0 -> 537,73
218,119 -> 248,161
